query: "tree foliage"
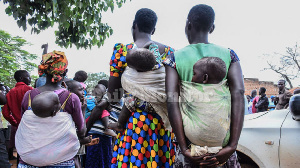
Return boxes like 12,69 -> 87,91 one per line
0,29 -> 38,88
3,0 -> 129,49
85,72 -> 109,93
264,43 -> 300,88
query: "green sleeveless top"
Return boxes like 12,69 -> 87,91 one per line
174,43 -> 231,82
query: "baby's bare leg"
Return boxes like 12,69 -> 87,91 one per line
102,116 -> 117,137
108,105 -> 131,132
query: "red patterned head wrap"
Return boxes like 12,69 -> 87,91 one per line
38,51 -> 68,83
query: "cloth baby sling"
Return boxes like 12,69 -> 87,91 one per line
121,43 -> 172,131
174,43 -> 232,154
16,91 -> 80,167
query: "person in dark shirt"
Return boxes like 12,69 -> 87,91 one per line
255,87 -> 269,112
0,86 -> 11,168
274,80 -> 293,109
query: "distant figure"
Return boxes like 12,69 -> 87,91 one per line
274,80 -> 292,110
73,70 -> 88,96
246,95 -> 252,114
268,95 -> 276,111
2,70 -> 32,126
2,70 -> 33,161
35,43 -> 49,88
251,90 -> 259,113
0,84 -> 11,167
255,87 -> 269,112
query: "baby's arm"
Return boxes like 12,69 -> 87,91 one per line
86,99 -> 109,134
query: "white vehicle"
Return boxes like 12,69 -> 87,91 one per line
237,107 -> 300,168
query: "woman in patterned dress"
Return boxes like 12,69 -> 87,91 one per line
108,8 -> 176,168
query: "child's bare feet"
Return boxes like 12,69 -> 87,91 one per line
104,128 -> 117,137
108,123 -> 124,132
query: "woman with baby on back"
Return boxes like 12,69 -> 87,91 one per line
16,51 -> 88,168
165,4 -> 245,168
108,8 -> 176,168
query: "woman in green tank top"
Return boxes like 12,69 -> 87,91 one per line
164,4 -> 245,168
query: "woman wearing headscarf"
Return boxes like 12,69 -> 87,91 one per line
108,8 -> 176,168
16,51 -> 85,168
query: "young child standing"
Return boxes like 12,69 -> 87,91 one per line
65,80 -> 100,168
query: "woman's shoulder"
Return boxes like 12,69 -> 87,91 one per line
59,90 -> 78,102
24,88 -> 40,99
110,43 -> 133,77
153,42 -> 174,51
152,41 -> 175,60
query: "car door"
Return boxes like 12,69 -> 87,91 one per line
238,110 -> 288,168
279,111 -> 300,167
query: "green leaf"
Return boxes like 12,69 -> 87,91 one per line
63,21 -> 70,29
3,0 -> 131,49
0,29 -> 38,88
5,6 -> 12,15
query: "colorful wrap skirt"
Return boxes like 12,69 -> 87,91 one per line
111,108 -> 176,168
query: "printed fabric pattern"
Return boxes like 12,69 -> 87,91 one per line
111,108 -> 176,168
110,43 -> 174,77
110,43 -> 176,168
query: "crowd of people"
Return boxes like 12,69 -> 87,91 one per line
0,4 -> 297,168
245,79 -> 297,115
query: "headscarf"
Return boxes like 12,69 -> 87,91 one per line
38,51 -> 68,83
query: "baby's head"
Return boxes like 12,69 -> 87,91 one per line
126,48 -> 156,72
31,91 -> 61,118
92,84 -> 106,103
73,70 -> 88,83
192,57 -> 226,84
65,80 -> 85,102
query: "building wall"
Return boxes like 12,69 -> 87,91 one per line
244,78 -> 278,97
